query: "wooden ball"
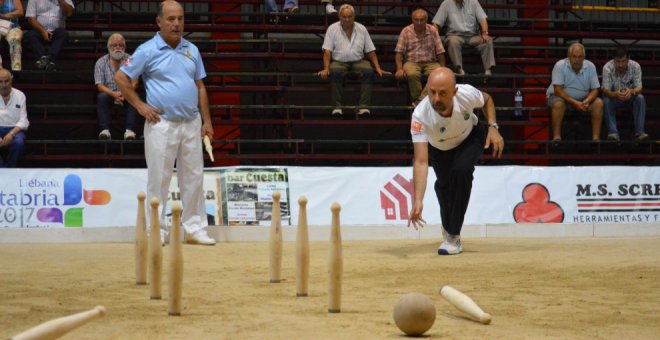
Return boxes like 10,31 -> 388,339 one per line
393,292 -> 436,336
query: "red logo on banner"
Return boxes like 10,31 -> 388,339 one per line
380,174 -> 413,220
513,183 -> 564,223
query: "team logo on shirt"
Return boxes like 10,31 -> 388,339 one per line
463,112 -> 470,120
184,49 -> 193,59
411,120 -> 422,133
439,127 -> 446,133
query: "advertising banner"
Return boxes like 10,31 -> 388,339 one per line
1,166 -> 657,228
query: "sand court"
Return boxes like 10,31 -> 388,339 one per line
2,237 -> 660,339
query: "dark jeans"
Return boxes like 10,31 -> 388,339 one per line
97,92 -> 139,131
0,127 -> 25,167
24,28 -> 68,62
329,60 -> 374,108
428,125 -> 485,235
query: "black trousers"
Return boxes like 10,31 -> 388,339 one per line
428,125 -> 485,235
24,28 -> 69,62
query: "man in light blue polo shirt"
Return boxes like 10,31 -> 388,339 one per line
115,0 -> 216,245
546,43 -> 603,142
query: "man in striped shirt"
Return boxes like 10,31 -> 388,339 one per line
24,0 -> 74,71
395,8 -> 446,107
601,47 -> 647,141
318,4 -> 388,117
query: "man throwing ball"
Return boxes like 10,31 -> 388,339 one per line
408,67 -> 503,255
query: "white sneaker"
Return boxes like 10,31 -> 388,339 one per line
357,109 -> 370,115
438,234 -> 462,255
441,226 -> 449,241
185,230 -> 216,246
124,129 -> 136,140
98,129 -> 111,140
332,108 -> 343,115
326,4 -> 337,14
456,68 -> 465,76
484,69 -> 492,77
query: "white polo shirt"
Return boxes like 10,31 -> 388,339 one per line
0,88 -> 29,130
410,84 -> 483,151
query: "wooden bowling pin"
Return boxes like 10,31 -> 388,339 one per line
168,202 -> 183,316
295,196 -> 310,297
10,306 -> 106,340
149,198 -> 163,300
134,192 -> 148,285
439,285 -> 492,324
203,135 -> 214,162
269,191 -> 282,283
327,202 -> 343,313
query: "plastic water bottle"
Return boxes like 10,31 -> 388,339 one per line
514,90 -> 523,118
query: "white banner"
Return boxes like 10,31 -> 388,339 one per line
1,166 -> 658,228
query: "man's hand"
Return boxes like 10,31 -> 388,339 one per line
395,69 -> 406,80
484,127 -> 504,158
40,30 -> 52,42
113,91 -> 124,104
407,201 -> 426,230
317,69 -> 330,79
617,88 -> 631,101
201,121 -> 214,139
0,133 -> 12,148
481,32 -> 491,43
375,67 -> 392,77
137,103 -> 162,123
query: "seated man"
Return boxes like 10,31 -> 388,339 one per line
431,0 -> 495,76
0,68 -> 28,168
317,4 -> 387,117
24,0 -> 74,71
602,47 -> 648,141
395,8 -> 445,107
94,33 -> 139,140
547,43 -> 603,142
0,0 -> 24,71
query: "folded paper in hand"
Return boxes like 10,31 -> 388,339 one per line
0,20 -> 11,36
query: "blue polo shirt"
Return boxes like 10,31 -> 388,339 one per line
546,58 -> 600,101
121,33 -> 206,121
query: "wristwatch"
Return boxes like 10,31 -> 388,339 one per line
488,122 -> 499,130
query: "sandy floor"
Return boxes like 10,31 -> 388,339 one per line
2,237 -> 660,339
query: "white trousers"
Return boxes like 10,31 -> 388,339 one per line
144,116 -> 207,235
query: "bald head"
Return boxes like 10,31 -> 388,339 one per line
426,67 -> 457,117
158,0 -> 182,18
428,67 -> 456,89
0,68 -> 13,97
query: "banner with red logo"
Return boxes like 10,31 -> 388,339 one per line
286,166 -> 660,226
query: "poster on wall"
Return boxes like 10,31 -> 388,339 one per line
214,168 -> 290,226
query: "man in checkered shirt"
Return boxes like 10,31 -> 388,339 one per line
395,8 -> 446,107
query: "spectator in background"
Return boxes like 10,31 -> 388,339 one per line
431,0 -> 495,77
0,0 -> 24,71
602,47 -> 648,141
264,0 -> 298,24
322,0 -> 336,14
395,8 -> 445,107
24,0 -> 74,71
95,33 -> 139,140
547,43 -> 603,142
0,68 -> 28,167
318,4 -> 388,117
264,0 -> 298,14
